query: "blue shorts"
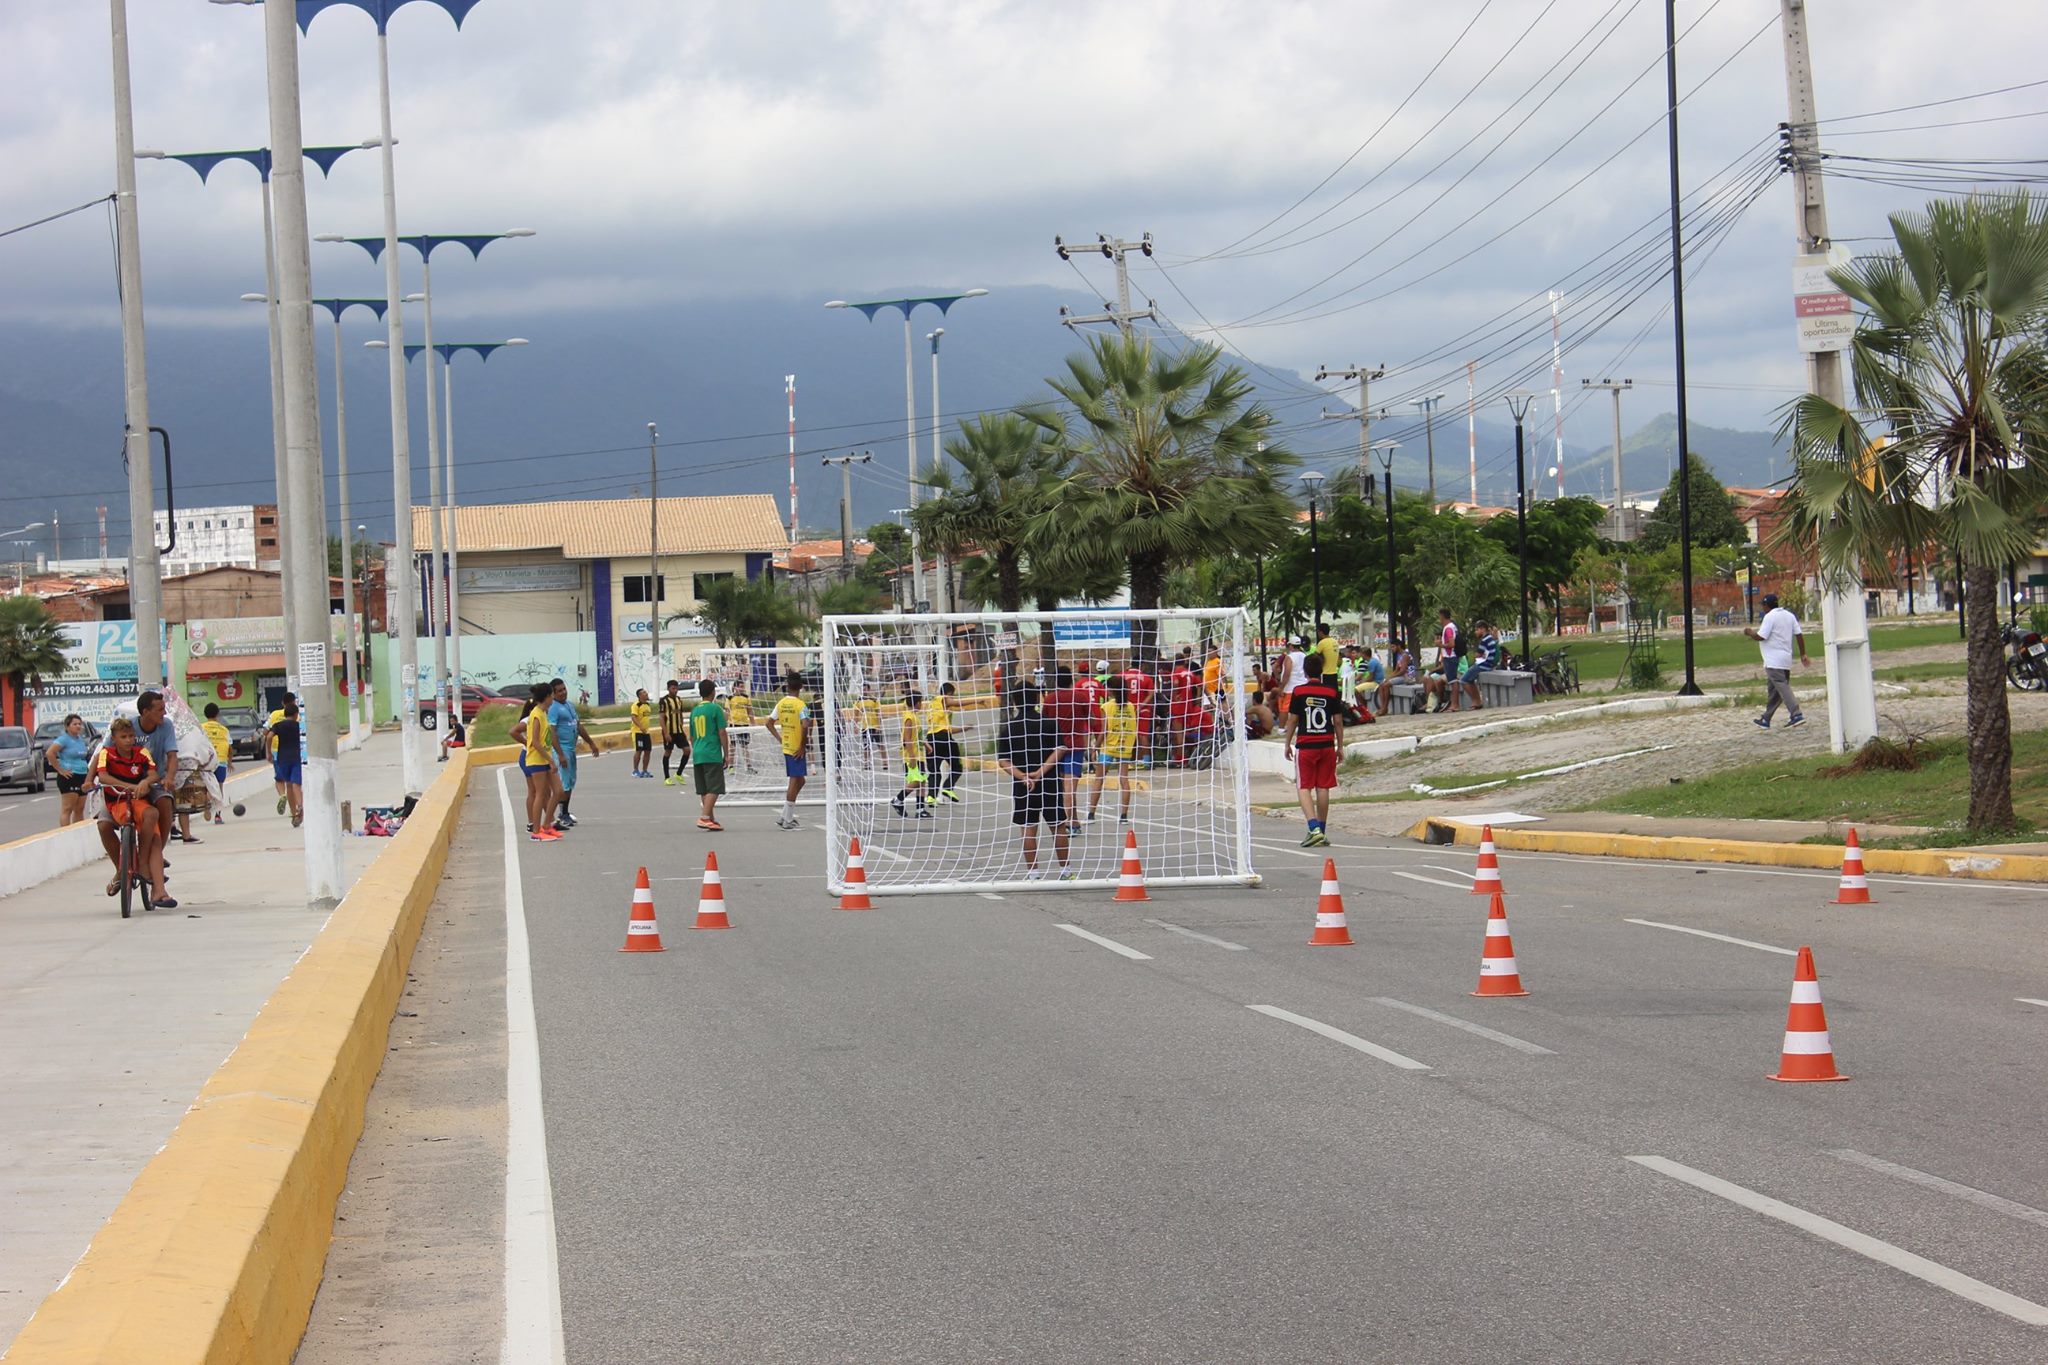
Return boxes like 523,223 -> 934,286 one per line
784,753 -> 808,779
1058,751 -> 1086,777
518,758 -> 548,777
272,758 -> 303,786
214,764 -> 228,787
559,754 -> 578,792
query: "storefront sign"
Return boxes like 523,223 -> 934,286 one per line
187,615 -> 348,658
458,563 -> 581,594
56,621 -> 167,682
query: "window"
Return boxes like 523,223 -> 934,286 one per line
621,574 -> 667,604
692,572 -> 734,599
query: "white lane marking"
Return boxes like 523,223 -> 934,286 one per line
1143,918 -> 1249,951
1247,836 -> 1326,861
1369,997 -> 1555,1055
1829,1150 -> 2048,1231
977,892 -> 1005,901
495,769 -> 568,1365
1628,1155 -> 2048,1327
1388,869 -> 1474,892
2017,997 -> 2048,1010
1624,917 -> 1796,956
861,841 -> 910,864
1246,1005 -> 1432,1071
1054,923 -> 1151,960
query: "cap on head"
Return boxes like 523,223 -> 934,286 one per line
1761,593 -> 1779,606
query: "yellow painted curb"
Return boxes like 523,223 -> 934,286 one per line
1406,816 -> 2048,883
4,751 -> 475,1365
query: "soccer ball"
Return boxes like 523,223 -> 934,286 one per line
232,803 -> 247,817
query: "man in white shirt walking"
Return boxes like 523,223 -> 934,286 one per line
1744,593 -> 1810,729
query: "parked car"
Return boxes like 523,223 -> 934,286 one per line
217,707 -> 265,760
33,717 -> 103,779
0,726 -> 44,793
419,684 -> 517,729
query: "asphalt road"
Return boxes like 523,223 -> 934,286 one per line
407,758 -> 2048,1362
0,787 -> 62,844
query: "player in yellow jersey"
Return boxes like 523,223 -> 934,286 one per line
723,681 -> 757,774
891,689 -> 930,818
628,688 -> 654,778
763,673 -> 810,830
922,681 -> 963,802
854,687 -> 883,769
1087,676 -> 1138,824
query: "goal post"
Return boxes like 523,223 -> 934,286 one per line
820,609 -> 1258,896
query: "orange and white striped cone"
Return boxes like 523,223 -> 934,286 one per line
1769,945 -> 1848,1081
1112,829 -> 1150,903
1833,827 -> 1872,905
838,837 -> 874,911
619,866 -> 665,953
1471,824 -> 1504,896
692,851 -> 731,930
1470,889 -> 1528,996
1308,858 -> 1353,946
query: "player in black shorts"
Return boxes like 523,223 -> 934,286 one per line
997,684 -> 1073,881
657,678 -> 689,784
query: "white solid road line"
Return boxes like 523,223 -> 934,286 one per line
494,769 -> 568,1365
977,892 -> 1006,901
1054,923 -> 1152,960
2017,997 -> 2048,1009
1628,1155 -> 2048,1327
1387,869 -> 1475,892
1369,997 -> 1556,1055
1830,1149 -> 2048,1231
1143,918 -> 1249,950
1624,917 -> 1796,956
1246,1005 -> 1432,1071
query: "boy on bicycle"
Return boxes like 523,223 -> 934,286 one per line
92,715 -> 174,909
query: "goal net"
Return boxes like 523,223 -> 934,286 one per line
694,645 -> 824,805
820,610 -> 1257,895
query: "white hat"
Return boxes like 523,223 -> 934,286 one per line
1096,659 -> 1111,671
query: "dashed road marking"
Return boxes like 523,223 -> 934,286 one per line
1624,917 -> 1796,956
1830,1150 -> 2048,1231
1388,869 -> 1474,892
1143,919 -> 1248,950
1369,997 -> 1555,1055
1246,1005 -> 1431,1071
1054,924 -> 1151,960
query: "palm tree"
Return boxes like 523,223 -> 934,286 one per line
684,576 -> 808,649
1029,332 -> 1297,664
1780,190 -> 2048,831
0,596 -> 69,727
914,412 -> 1073,613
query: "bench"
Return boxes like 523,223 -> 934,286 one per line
1384,682 -> 1426,715
1474,669 -> 1535,709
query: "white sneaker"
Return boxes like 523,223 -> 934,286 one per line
1025,867 -> 1044,881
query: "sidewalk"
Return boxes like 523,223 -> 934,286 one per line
0,733 -> 412,1347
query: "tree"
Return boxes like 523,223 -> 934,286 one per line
854,522 -> 911,596
814,579 -> 885,618
913,412 -> 1080,613
684,575 -> 807,648
1638,458 -> 1745,551
1781,190 -> 2048,832
0,596 -> 68,727
1482,496 -> 1608,625
326,532 -> 383,579
1029,333 -> 1297,662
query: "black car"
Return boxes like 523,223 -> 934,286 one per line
218,707 -> 265,759
0,726 -> 44,793
33,717 -> 103,781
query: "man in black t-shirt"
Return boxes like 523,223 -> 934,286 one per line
997,686 -> 1072,881
657,679 -> 690,784
1282,675 -> 1344,848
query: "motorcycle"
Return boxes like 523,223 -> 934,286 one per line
2004,623 -> 2048,692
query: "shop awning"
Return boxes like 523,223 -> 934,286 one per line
186,652 -> 286,677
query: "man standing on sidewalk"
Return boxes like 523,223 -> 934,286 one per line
1746,592 -> 1810,729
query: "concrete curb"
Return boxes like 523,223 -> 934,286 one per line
1408,816 -> 2048,884
1,768 -> 281,903
3,751 -> 475,1364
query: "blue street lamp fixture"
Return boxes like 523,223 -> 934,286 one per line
825,289 -> 988,612
320,229 -> 533,734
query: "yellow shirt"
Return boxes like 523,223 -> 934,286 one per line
267,706 -> 286,756
1100,699 -> 1137,761
771,694 -> 808,757
1202,657 -> 1222,695
855,698 -> 881,730
201,720 -> 232,764
629,700 -> 653,734
727,694 -> 754,726
899,709 -> 924,761
1314,636 -> 1340,680
521,708 -> 555,767
923,695 -> 951,736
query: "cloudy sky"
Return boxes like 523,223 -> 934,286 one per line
5,0 -> 2046,508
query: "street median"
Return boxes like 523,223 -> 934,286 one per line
4,750 -> 475,1365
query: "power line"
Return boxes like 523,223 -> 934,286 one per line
0,193 -> 115,241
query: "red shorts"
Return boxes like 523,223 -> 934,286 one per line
1295,745 -> 1337,790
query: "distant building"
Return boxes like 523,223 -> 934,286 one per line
152,503 -> 281,572
412,494 -> 788,703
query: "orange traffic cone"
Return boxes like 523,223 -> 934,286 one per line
1769,945 -> 1848,1081
1471,824 -> 1504,896
838,837 -> 874,911
692,851 -> 731,929
1112,829 -> 1150,903
1470,889 -> 1528,996
1833,828 -> 1872,905
1308,858 -> 1353,945
619,866 -> 665,953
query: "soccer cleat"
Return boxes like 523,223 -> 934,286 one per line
891,798 -> 906,816
942,788 -> 961,803
1025,867 -> 1045,881
1058,868 -> 1079,881
1309,829 -> 1331,847
1300,830 -> 1317,847
914,809 -> 933,819
1086,811 -> 1098,823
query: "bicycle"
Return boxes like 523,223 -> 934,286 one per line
99,791 -> 146,919
1533,647 -> 1581,697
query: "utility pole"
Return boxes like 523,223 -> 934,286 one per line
1581,378 -> 1633,513
1549,290 -> 1568,498
1664,0 -> 1702,696
822,452 -> 871,581
785,375 -> 798,543
1314,362 -> 1385,497
1055,233 -> 1159,336
108,0 -> 161,686
1409,393 -> 1445,505
1781,0 -> 1877,753
264,0 -> 343,905
647,423 -> 661,689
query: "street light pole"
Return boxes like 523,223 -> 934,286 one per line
108,0 -> 161,686
1299,470 -> 1326,630
1371,441 -> 1402,647
928,328 -> 951,624
1505,392 -> 1538,668
1664,0 -> 1703,696
648,423 -> 661,690
437,339 -> 528,711
1409,394 -> 1445,506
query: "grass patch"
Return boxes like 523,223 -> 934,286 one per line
471,705 -> 520,748
1578,727 -> 2048,832
1337,768 -> 1553,803
1873,660 -> 1966,683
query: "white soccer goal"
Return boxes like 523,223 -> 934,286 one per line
820,609 -> 1258,896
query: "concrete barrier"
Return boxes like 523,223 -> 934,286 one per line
4,750 -> 474,1365
0,823 -> 102,901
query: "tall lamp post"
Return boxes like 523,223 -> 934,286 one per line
1299,470 -> 1326,630
433,338 -> 528,709
357,522 -> 373,720
320,230 -> 534,736
1504,391 -> 1538,667
824,289 -> 987,612
926,327 -> 953,629
1371,441 -> 1402,647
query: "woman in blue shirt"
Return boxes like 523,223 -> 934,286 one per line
46,713 -> 94,828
